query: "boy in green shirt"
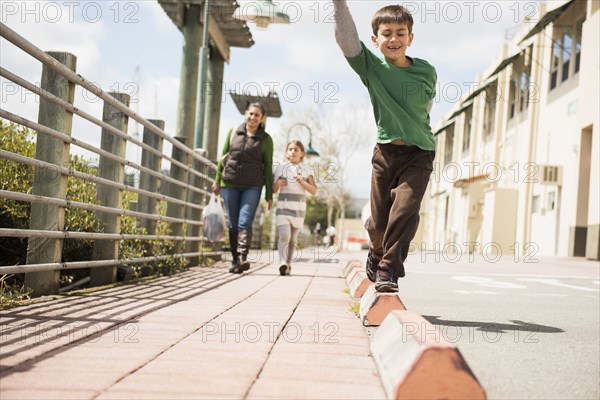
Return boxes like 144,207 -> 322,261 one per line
333,1 -> 436,292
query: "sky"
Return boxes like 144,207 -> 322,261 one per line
1,0 -> 543,198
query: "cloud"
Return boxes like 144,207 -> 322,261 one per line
247,3 -> 346,75
1,2 -> 106,128
1,0 -> 539,198
140,0 -> 178,32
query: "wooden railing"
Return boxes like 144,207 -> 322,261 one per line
0,22 -> 227,296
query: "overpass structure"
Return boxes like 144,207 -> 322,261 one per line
158,0 -> 254,161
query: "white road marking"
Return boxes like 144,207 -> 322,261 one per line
452,275 -> 527,289
412,270 -> 599,280
521,293 -> 568,298
516,278 -> 599,292
454,290 -> 501,295
450,275 -> 599,292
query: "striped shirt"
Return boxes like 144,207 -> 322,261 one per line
273,162 -> 312,228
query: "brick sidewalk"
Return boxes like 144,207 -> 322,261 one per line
0,253 -> 385,399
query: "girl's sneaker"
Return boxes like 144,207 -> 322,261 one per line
279,264 -> 288,276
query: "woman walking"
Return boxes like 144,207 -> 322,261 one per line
212,102 -> 274,273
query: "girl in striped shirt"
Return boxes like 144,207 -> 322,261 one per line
273,141 -> 318,276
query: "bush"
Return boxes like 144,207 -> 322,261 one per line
0,120 -> 35,266
0,120 -> 191,295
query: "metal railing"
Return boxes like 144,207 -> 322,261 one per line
0,22 -> 226,295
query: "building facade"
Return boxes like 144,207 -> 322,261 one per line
422,0 -> 599,260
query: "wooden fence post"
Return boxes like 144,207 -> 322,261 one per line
138,120 -> 165,236
138,120 -> 164,274
90,92 -> 130,286
166,137 -> 189,255
186,149 -> 207,266
25,51 -> 77,296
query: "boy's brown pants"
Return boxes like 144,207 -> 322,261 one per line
366,144 -> 435,279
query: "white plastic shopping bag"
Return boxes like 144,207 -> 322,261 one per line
203,193 -> 226,242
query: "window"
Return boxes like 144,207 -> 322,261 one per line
547,191 -> 556,211
549,2 -> 586,91
575,20 -> 583,73
520,72 -> 529,112
550,39 -> 560,90
520,47 -> 532,112
462,106 -> 472,154
444,125 -> 454,165
483,83 -> 497,140
508,78 -> 518,120
562,31 -> 572,82
532,195 -> 541,213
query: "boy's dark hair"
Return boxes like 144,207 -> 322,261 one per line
371,5 -> 414,35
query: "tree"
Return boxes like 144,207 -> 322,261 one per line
278,102 -> 374,247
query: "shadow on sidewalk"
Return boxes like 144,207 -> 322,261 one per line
0,263 -> 268,376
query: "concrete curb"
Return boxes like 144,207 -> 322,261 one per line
370,310 -> 487,400
346,268 -> 371,298
342,259 -> 362,278
359,285 -> 406,327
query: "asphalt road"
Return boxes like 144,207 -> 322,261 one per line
356,250 -> 600,400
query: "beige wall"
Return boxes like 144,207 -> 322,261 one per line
424,0 -> 599,259
580,5 -> 599,226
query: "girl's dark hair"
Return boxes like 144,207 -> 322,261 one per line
286,140 -> 306,162
371,5 -> 414,35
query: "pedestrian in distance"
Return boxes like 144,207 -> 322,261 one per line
326,225 -> 337,248
272,140 -> 318,276
333,1 -> 437,292
315,222 -> 322,245
212,102 -> 274,274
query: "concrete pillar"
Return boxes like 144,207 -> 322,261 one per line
25,51 -> 76,296
166,137 -> 189,254
90,92 -> 130,286
176,4 -> 203,150
203,46 -> 225,161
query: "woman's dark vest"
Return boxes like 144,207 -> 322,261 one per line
221,124 -> 267,187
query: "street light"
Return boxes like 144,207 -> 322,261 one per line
233,0 -> 291,29
286,123 -> 319,157
194,0 -> 213,150
196,1 -> 290,150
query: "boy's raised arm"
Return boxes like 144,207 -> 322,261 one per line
333,0 -> 361,58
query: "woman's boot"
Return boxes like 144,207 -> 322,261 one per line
228,230 -> 241,273
238,230 -> 252,272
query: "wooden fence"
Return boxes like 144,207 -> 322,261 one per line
0,22 -> 229,296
